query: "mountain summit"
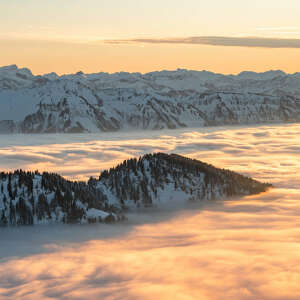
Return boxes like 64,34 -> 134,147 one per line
0,66 -> 300,133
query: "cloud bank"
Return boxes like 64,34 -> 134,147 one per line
1,189 -> 300,300
1,124 -> 300,299
105,36 -> 300,48
1,124 -> 300,187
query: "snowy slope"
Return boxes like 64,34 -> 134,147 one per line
1,65 -> 300,133
0,153 -> 271,226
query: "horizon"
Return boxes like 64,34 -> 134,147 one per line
2,45 -> 300,75
0,63 -> 297,77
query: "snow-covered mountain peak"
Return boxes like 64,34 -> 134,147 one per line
0,65 -> 34,90
1,65 -> 300,133
0,65 -> 18,72
43,72 -> 59,80
237,70 -> 286,80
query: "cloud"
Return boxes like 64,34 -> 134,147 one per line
104,36 -> 300,49
1,187 -> 300,300
256,26 -> 300,32
1,124 -> 300,299
1,123 -> 300,187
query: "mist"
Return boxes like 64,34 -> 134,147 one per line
1,124 -> 300,299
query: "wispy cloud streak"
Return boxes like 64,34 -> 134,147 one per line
105,36 -> 300,48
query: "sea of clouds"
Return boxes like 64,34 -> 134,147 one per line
1,124 -> 300,299
0,124 -> 299,187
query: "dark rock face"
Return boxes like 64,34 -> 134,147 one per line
15,91 -> 300,133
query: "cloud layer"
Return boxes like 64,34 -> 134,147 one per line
1,124 -> 300,187
105,36 -> 300,48
1,189 -> 300,300
1,124 -> 300,299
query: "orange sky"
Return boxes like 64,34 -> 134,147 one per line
2,40 -> 300,75
1,0 -> 300,74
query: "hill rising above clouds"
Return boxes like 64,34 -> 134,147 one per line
0,153 -> 271,226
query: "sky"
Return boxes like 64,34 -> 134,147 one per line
1,0 -> 300,74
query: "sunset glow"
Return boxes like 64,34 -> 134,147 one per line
1,2 -> 300,299
1,0 -> 300,74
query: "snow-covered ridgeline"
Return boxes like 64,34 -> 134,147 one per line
0,65 -> 300,133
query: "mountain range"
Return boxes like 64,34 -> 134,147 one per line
0,65 -> 300,133
0,153 -> 271,226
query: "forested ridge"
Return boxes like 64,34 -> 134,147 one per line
0,170 -> 117,226
0,153 -> 271,226
98,153 -> 271,207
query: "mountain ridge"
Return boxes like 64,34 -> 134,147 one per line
0,153 -> 271,226
1,65 -> 300,133
0,64 -> 293,78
